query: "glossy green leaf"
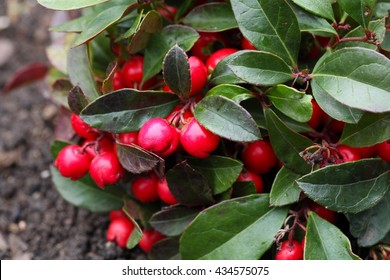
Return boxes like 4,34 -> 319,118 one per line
206,84 -> 254,103
227,51 -> 293,86
162,45 -> 191,98
143,25 -> 199,83
338,0 -> 377,28
297,159 -> 390,213
51,166 -> 123,212
37,0 -> 110,10
346,189 -> 390,247
180,194 -> 288,260
188,156 -> 243,195
266,85 -> 312,122
312,47 -> 390,113
182,3 -> 237,31
340,113 -> 390,147
68,86 -> 88,114
150,206 -> 199,236
80,89 -> 179,133
50,13 -> 96,32
291,0 -> 334,21
210,51 -> 246,85
194,95 -> 261,142
231,0 -> 300,66
305,212 -> 360,260
264,108 -> 313,174
270,166 -> 302,206
150,238 -> 181,260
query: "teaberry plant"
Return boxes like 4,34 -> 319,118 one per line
33,0 -> 390,260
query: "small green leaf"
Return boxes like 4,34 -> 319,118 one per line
297,159 -> 390,213
210,51 -> 246,85
305,212 -> 360,260
68,86 -> 88,114
150,238 -> 181,260
162,45 -> 191,98
270,166 -> 302,206
312,47 -> 390,113
124,214 -> 143,249
206,84 -> 254,103
37,0 -> 110,10
266,85 -> 312,122
80,89 -> 179,133
188,156 -> 243,195
340,112 -> 390,147
227,51 -> 293,86
51,166 -> 123,212
180,194 -> 288,260
291,0 -> 335,21
194,95 -> 261,142
338,0 -> 377,28
183,3 -> 237,32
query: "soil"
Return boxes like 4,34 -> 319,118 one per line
0,1 -> 145,260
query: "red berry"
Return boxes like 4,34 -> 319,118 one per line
206,48 -> 238,73
316,35 -> 332,48
242,140 -> 277,174
237,170 -> 264,193
338,145 -> 361,162
275,240 -> 303,260
307,100 -> 322,130
377,140 -> 390,163
121,56 -> 144,87
117,131 -> 139,145
329,119 -> 345,134
191,32 -> 228,62
131,173 -> 159,203
89,151 -> 124,188
109,209 -> 128,221
113,70 -> 125,90
106,217 -> 134,249
180,118 -> 220,158
138,118 -> 179,157
82,136 -> 113,158
241,36 -> 256,50
308,200 -> 336,224
55,145 -> 92,180
353,146 -> 377,158
157,177 -> 178,205
71,113 -> 99,139
189,56 -> 208,96
162,83 -> 174,94
139,229 -> 165,253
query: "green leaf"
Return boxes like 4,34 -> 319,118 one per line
206,84 -> 254,103
143,25 -> 199,83
80,89 -> 179,133
166,162 -> 214,207
297,159 -> 390,213
312,47 -> 390,113
182,3 -> 237,32
264,108 -> 314,174
266,85 -> 312,122
37,0 -> 110,10
150,238 -> 181,260
227,51 -> 293,86
50,13 -> 96,32
346,189 -> 390,247
231,0 -> 301,66
50,166 -> 123,212
67,44 -> 100,102
194,95 -> 261,142
68,86 -> 88,114
162,45 -> 191,98
291,0 -> 335,21
340,112 -> 390,147
210,51 -> 246,85
232,181 -> 257,198
150,206 -> 199,237
180,194 -> 288,260
305,212 -> 360,260
188,156 -> 243,195
270,166 -> 302,206
338,0 -> 377,28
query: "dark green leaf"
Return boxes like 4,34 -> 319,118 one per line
206,84 -> 254,103
231,0 -> 300,66
270,166 -> 301,206
123,199 -> 161,227
231,181 -> 257,198
297,159 -> 390,213
338,0 -> 376,28
227,51 -> 293,86
291,0 -> 335,21
180,194 -> 288,260
80,89 -> 179,133
150,238 -> 181,260
51,79 -> 73,108
188,156 -> 243,195
150,206 -> 199,236
264,108 -> 313,174
340,112 -> 390,147
305,212 -> 360,260
37,0 -> 110,10
210,51 -> 246,85
162,45 -> 191,98
51,166 -> 123,212
312,47 -> 390,113
194,95 -> 261,142
182,3 -> 237,32
68,86 -> 88,114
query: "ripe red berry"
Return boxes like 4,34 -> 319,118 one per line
180,118 -> 220,158
89,151 -> 124,188
139,229 -> 165,253
131,173 -> 159,203
188,56 -> 208,96
338,145 -> 361,162
138,118 -> 179,157
242,140 -> 277,174
353,145 -> 376,158
191,32 -> 227,62
71,113 -> 99,139
307,100 -> 322,130
106,217 -> 134,249
206,48 -> 238,73
121,55 -> 144,88
241,36 -> 256,50
117,131 -> 139,145
109,209 -> 128,221
82,136 -> 113,158
55,145 -> 92,180
377,140 -> 390,163
157,177 -> 178,205
237,170 -> 264,193
329,119 -> 345,134
308,200 -> 336,224
113,70 -> 125,90
275,240 -> 303,260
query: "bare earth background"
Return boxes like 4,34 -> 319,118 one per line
0,0 -> 144,259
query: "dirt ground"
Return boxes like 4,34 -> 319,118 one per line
0,1 -> 144,260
